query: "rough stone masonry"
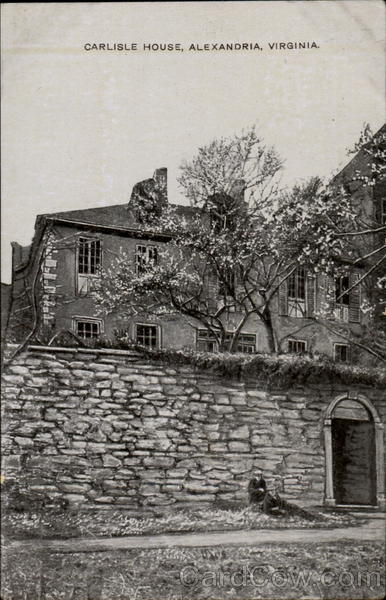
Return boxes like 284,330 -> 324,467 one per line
1,346 -> 385,513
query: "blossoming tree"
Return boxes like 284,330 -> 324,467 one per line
95,126 -> 385,359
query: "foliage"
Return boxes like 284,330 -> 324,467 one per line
95,127 -> 286,352
94,124 -> 385,359
177,126 -> 283,208
20,337 -> 385,387
347,123 -> 386,187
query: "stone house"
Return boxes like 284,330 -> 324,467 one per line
5,128 -> 385,362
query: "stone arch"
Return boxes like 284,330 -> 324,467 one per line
324,393 -> 385,510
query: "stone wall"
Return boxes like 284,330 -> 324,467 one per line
2,346 -> 385,513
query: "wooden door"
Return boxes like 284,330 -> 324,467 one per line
332,418 -> 376,505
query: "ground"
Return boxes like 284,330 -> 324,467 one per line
1,506 -> 361,540
1,507 -> 384,599
2,542 -> 384,599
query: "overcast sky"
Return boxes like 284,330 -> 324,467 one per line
1,1 -> 385,283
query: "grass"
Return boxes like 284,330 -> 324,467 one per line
2,506 -> 362,541
1,541 -> 384,599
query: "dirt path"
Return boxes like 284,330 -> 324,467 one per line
6,519 -> 383,554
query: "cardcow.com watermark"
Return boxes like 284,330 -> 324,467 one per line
179,565 -> 383,590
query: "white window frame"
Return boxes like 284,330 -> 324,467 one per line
334,343 -> 349,363
287,338 -> 307,354
77,236 -> 102,276
135,323 -> 160,349
76,236 -> 102,296
135,244 -> 158,275
73,317 -> 104,339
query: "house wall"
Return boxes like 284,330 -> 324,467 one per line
22,223 -> 368,361
2,346 -> 385,513
35,223 -> 197,349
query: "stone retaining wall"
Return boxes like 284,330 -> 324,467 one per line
2,346 -> 385,513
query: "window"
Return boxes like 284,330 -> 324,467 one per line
197,330 -> 256,353
77,237 -> 102,296
288,339 -> 307,354
288,267 -> 306,317
136,324 -> 158,348
334,275 -> 350,321
78,238 -> 101,275
136,245 -> 158,275
219,270 -> 236,297
237,334 -> 257,353
75,319 -> 101,339
335,276 -> 350,306
197,329 -> 218,352
334,343 -> 349,363
225,332 -> 257,353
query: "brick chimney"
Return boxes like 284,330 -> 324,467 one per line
153,168 -> 168,206
129,168 -> 168,223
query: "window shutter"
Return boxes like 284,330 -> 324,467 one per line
234,266 -> 243,286
326,275 -> 336,319
373,181 -> 386,224
348,272 -> 361,323
306,274 -> 316,317
278,278 -> 288,316
207,274 -> 218,312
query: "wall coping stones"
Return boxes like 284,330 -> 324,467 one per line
25,345 -> 143,358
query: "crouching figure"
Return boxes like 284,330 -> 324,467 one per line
248,472 -> 315,520
248,473 -> 284,515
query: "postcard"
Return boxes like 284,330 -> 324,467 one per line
1,2 -> 385,599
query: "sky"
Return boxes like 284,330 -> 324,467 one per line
1,1 -> 385,283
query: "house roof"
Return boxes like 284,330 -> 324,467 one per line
16,191 -> 199,274
41,202 -> 198,231
333,123 -> 386,184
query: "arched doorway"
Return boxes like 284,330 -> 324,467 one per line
324,394 -> 385,509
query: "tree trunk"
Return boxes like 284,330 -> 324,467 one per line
229,331 -> 240,353
262,308 -> 276,353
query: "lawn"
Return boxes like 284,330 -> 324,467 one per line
2,505 -> 362,540
1,541 -> 384,599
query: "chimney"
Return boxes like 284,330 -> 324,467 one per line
128,168 -> 168,223
153,168 -> 168,205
